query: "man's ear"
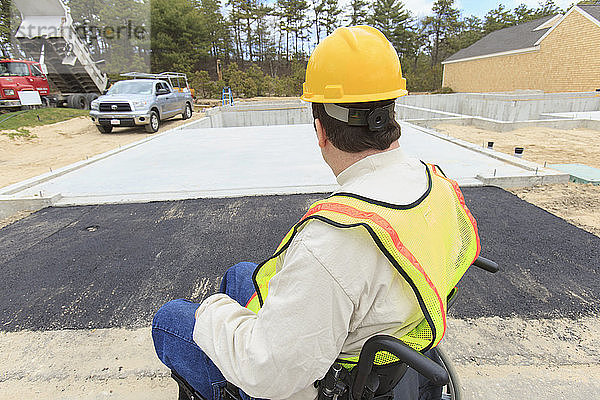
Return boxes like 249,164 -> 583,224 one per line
315,118 -> 327,149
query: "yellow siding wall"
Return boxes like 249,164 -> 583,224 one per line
442,10 -> 600,92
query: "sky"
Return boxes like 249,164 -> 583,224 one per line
401,0 -> 576,17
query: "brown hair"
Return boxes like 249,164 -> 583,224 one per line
311,100 -> 400,153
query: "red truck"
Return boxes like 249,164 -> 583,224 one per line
0,58 -> 50,108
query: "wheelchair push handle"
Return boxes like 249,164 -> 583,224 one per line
472,256 -> 499,273
352,335 -> 449,400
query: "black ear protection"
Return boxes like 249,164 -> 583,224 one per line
323,102 -> 395,132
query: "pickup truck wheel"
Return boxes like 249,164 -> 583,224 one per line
145,111 -> 160,133
97,125 -> 113,134
182,103 -> 192,120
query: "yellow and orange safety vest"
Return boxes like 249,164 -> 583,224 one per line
246,163 -> 480,366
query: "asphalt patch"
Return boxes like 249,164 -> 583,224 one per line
1,187 -> 598,331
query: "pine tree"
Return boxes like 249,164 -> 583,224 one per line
322,0 -> 342,35
370,0 -> 414,58
312,0 -> 325,44
453,15 -> 484,50
482,4 -> 515,34
536,0 -> 562,17
276,0 -> 309,58
513,4 -> 537,23
347,0 -> 369,25
198,0 -> 230,61
423,0 -> 461,65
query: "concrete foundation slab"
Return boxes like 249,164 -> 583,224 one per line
0,102 -> 569,212
0,121 -> 566,207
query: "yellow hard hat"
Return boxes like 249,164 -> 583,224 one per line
301,25 -> 408,103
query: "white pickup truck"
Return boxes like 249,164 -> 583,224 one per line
90,72 -> 193,133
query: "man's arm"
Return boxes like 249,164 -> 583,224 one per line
193,237 -> 354,399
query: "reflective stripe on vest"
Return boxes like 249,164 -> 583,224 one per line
246,163 -> 480,363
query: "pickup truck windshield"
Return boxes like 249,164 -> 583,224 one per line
107,81 -> 153,95
0,62 -> 30,76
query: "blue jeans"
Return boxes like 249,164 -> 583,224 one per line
152,262 -> 258,400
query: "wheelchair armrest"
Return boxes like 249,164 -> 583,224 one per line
352,335 -> 449,400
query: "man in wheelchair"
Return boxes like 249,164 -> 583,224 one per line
152,25 -> 480,400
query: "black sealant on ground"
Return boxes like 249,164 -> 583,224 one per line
0,187 -> 598,332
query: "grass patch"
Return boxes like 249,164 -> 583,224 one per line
0,108 -> 89,135
2,127 -> 38,139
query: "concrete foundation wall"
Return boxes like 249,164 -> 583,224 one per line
186,101 -> 312,129
397,92 -> 600,122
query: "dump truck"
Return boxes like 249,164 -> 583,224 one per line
11,0 -> 109,109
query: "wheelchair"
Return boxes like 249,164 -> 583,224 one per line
172,257 -> 498,400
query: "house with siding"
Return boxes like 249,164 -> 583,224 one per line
442,5 -> 600,93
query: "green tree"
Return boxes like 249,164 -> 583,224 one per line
275,0 -> 310,59
198,0 -> 230,61
151,0 -> 208,73
191,70 -> 213,97
483,4 -> 516,34
346,0 -> 369,25
423,0 -> 461,65
312,0 -> 326,43
370,0 -> 414,58
513,4 -> 538,23
253,2 -> 273,62
452,15 -> 484,50
536,0 -> 562,16
246,63 -> 264,96
322,0 -> 343,35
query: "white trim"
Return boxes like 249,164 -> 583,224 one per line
534,6 -> 600,46
441,46 -> 539,65
533,14 -> 562,31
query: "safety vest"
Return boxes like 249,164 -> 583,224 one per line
246,163 -> 480,365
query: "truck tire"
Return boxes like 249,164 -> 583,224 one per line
145,110 -> 160,133
73,94 -> 89,109
66,94 -> 89,109
182,103 -> 192,120
97,124 -> 113,134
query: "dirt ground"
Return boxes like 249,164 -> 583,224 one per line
434,124 -> 600,237
0,110 -> 206,189
2,317 -> 599,399
434,124 -> 600,168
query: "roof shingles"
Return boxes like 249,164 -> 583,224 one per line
443,15 -> 556,63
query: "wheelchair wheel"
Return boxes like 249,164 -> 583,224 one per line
434,346 -> 463,400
